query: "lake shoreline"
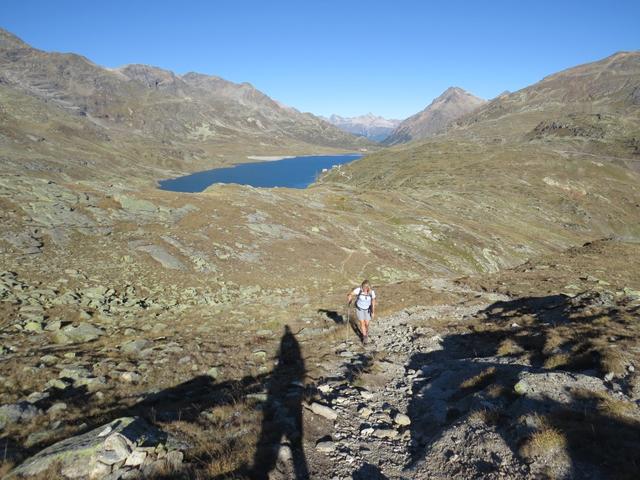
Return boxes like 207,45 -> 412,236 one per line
158,153 -> 363,192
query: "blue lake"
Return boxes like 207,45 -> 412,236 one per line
158,153 -> 363,192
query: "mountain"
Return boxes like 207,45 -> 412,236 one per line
383,87 -> 485,145
0,28 -> 371,179
447,51 -> 640,152
322,113 -> 401,142
1,27 -> 640,480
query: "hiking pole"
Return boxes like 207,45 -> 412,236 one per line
345,302 -> 350,343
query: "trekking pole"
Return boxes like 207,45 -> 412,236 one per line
345,302 -> 350,343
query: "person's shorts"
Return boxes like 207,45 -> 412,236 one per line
356,307 -> 371,321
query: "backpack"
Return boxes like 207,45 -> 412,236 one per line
355,288 -> 373,312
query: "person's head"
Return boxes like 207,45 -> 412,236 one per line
361,279 -> 371,292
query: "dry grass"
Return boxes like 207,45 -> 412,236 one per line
520,425 -> 567,458
460,366 -> 497,390
496,338 -> 524,356
0,462 -> 15,477
543,353 -> 570,370
468,408 -> 501,426
165,401 -> 260,479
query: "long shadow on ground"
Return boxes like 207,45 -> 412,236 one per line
406,293 -> 640,479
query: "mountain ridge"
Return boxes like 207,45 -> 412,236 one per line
383,86 -> 485,145
322,113 -> 402,142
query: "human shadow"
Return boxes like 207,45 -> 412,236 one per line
407,293 -> 640,478
250,325 -> 309,480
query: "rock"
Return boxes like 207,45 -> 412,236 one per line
372,428 -> 399,440
124,450 -> 147,467
309,402 -> 338,421
135,244 -> 185,270
359,390 -> 375,400
121,372 -> 142,383
47,402 -> 67,416
54,323 -> 104,344
394,413 -> 411,426
318,384 -> 332,394
359,407 -> 373,419
206,367 -> 220,380
27,391 -> 49,404
165,450 -> 184,469
316,440 -> 336,453
59,366 -> 92,381
40,354 -> 58,366
0,401 -> 41,429
45,320 -> 63,331
604,372 -> 615,382
11,417 -> 176,478
75,376 -> 108,392
121,339 -> 152,356
277,443 -> 293,462
24,321 -> 44,333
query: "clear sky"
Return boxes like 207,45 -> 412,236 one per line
2,0 -> 639,119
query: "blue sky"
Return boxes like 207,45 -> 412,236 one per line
2,0 -> 639,119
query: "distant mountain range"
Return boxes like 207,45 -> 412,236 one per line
321,113 -> 401,142
383,87 -> 486,145
0,28 -> 370,178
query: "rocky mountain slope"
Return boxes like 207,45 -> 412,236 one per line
383,87 -> 485,145
0,31 -> 639,479
322,113 -> 401,142
0,28 -> 371,181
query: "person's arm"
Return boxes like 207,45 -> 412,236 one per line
371,298 -> 376,319
347,287 -> 359,305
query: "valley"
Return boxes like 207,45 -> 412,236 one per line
0,26 -> 639,480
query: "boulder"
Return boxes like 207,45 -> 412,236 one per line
121,339 -> 152,356
10,417 -> 182,478
0,401 -> 41,430
54,323 -> 104,344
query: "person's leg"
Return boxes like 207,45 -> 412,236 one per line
360,320 -> 367,337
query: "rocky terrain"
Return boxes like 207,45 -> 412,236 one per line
322,114 -> 401,143
0,27 -> 639,479
383,87 -> 485,145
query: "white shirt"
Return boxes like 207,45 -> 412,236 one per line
352,287 -> 376,310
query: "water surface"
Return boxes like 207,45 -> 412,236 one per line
159,153 -> 362,192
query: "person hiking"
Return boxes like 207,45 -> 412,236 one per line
347,280 -> 376,344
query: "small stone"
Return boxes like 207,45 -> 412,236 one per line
309,402 -> 338,421
359,407 -> 373,419
394,413 -> 411,426
47,402 -> 67,416
277,444 -> 292,462
24,321 -> 44,333
165,450 -> 184,469
316,440 -> 335,453
59,366 -> 91,381
89,461 -> 112,478
372,428 -> 399,440
318,384 -> 332,394
124,450 -> 147,467
604,372 -> 615,382
121,372 -> 142,383
359,390 -> 374,400
121,339 -> 152,357
45,320 -> 63,331
39,355 -> 58,366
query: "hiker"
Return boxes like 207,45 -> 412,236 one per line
347,280 -> 376,344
